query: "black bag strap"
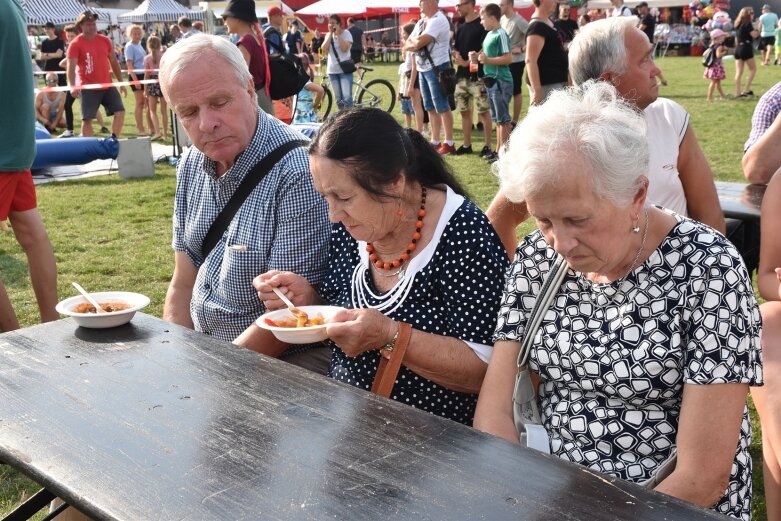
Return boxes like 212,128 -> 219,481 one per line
201,139 -> 308,259
263,26 -> 284,54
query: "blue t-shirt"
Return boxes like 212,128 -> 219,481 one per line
760,12 -> 779,37
124,41 -> 146,71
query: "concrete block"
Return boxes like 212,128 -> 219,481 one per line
117,137 -> 154,178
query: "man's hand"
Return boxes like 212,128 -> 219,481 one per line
70,85 -> 82,98
120,86 -> 127,97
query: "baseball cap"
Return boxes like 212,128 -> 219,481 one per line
44,21 -> 56,29
267,6 -> 284,17
710,28 -> 726,39
636,2 -> 649,8
763,4 -> 771,9
76,10 -> 98,26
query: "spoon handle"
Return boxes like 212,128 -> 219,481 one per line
72,282 -> 107,314
271,286 -> 297,309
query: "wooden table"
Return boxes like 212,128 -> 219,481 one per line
716,181 -> 765,221
0,314 -> 724,520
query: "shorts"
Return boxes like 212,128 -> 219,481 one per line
350,48 -> 363,63
80,87 -> 125,120
454,77 -> 489,114
509,61 -> 525,96
776,44 -> 781,55
759,36 -> 775,50
0,170 -> 37,220
734,42 -> 754,61
401,97 -> 415,114
419,63 -> 451,113
130,72 -> 145,92
486,78 -> 513,124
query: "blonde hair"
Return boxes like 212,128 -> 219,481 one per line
126,24 -> 143,40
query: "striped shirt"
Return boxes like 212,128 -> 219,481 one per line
172,110 -> 330,341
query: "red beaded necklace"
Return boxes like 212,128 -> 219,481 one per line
366,186 -> 427,272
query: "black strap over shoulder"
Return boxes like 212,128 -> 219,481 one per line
201,139 -> 308,260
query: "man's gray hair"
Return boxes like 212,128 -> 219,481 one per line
569,17 -> 637,85
159,34 -> 253,103
496,81 -> 648,208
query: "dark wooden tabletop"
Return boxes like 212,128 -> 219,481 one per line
0,314 -> 724,520
716,181 -> 766,221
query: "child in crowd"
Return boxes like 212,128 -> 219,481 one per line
397,61 -> 415,128
293,53 -> 324,124
400,23 -> 424,133
704,28 -> 728,101
144,35 -> 168,140
477,3 -> 513,162
775,19 -> 781,65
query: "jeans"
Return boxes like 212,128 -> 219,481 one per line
486,79 -> 513,124
329,73 -> 354,110
419,63 -> 451,113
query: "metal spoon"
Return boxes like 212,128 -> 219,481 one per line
271,287 -> 308,323
72,282 -> 107,314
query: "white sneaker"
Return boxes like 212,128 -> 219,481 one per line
59,130 -> 74,138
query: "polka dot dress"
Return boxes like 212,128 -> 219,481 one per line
494,216 -> 763,520
320,187 -> 509,425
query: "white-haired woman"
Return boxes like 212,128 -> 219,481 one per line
474,82 -> 762,520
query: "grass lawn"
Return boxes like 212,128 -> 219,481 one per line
1,55 -> 778,519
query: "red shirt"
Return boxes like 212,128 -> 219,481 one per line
67,33 -> 113,87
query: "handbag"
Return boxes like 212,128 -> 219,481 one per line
420,41 -> 456,97
512,253 -> 568,454
512,253 -> 678,486
330,40 -> 356,74
371,322 -> 412,398
201,140 -> 308,260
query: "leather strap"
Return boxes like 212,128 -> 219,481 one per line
371,322 -> 412,398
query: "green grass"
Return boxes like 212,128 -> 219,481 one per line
2,56 -> 778,519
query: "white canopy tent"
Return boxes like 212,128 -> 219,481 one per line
198,1 -> 294,20
118,0 -> 207,23
21,0 -> 109,25
296,0 -> 367,16
297,0 -> 529,16
587,0 -> 690,9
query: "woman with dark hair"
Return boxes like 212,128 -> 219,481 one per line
734,6 -> 759,97
248,108 -> 509,425
222,0 -> 273,115
322,14 -> 354,110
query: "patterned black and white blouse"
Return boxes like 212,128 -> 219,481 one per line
320,186 -> 509,425
494,217 -> 763,520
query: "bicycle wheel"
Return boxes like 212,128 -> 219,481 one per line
355,79 -> 396,113
317,86 -> 333,121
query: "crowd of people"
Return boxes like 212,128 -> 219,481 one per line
8,0 -> 781,519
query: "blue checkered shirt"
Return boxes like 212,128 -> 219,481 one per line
745,81 -> 781,151
172,110 -> 330,341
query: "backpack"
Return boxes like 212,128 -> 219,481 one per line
262,27 -> 310,100
702,46 -> 716,67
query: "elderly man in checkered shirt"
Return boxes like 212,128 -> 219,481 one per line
159,34 -> 331,372
743,81 -> 781,184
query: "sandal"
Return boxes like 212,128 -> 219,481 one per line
150,134 -> 163,141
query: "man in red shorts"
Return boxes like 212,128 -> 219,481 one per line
66,10 -> 126,137
1,0 -> 58,331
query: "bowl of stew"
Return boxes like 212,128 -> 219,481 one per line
256,305 -> 345,344
56,291 -> 150,329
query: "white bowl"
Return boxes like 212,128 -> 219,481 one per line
56,291 -> 150,329
256,305 -> 345,344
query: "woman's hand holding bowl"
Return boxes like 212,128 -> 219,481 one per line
254,270 -> 320,311
326,308 -> 398,358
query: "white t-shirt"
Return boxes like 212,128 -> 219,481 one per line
501,12 -> 529,63
412,11 -> 451,72
611,5 -> 633,16
326,30 -> 353,74
644,97 -> 689,216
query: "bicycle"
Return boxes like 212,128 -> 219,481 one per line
316,65 -> 396,120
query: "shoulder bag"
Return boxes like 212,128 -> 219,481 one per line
201,139 -> 308,260
513,253 -> 677,486
330,37 -> 356,74
421,44 -> 456,97
371,322 -> 413,398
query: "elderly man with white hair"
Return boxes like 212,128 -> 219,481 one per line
159,34 -> 331,372
486,16 -> 725,258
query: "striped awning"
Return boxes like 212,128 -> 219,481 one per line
118,0 -> 206,23
22,0 -> 109,26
